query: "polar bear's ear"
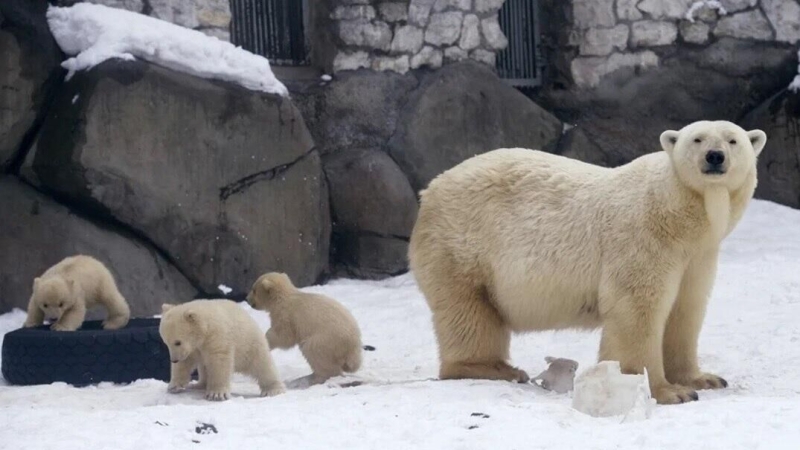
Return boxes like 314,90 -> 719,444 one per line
660,130 -> 680,155
161,303 -> 175,313
33,277 -> 40,289
747,129 -> 767,156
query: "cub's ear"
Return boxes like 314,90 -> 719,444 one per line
183,310 -> 197,323
259,278 -> 272,293
747,129 -> 767,156
161,303 -> 175,313
660,130 -> 680,154
32,277 -> 40,289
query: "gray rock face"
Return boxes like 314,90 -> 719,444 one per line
0,0 -> 63,170
760,0 -> 800,43
572,0 -> 615,29
713,10 -> 773,41
637,0 -> 695,19
740,89 -> 800,208
391,25 -> 424,54
630,21 -> 678,47
579,25 -> 629,56
680,21 -> 711,44
0,177 -> 197,316
23,60 -> 330,295
388,61 -> 562,192
324,148 -> 418,277
425,11 -> 463,46
339,19 -> 393,51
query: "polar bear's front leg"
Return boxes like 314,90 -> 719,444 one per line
203,351 -> 234,401
23,297 -> 44,328
52,302 -> 86,331
599,281 -> 699,405
168,355 -> 197,393
663,249 -> 728,391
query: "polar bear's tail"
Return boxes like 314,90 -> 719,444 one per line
343,347 -> 363,373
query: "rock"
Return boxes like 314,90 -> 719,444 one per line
149,0 -> 199,28
291,70 -> 419,155
388,61 -> 562,192
338,19 -> 393,51
372,55 -> 411,74
23,60 -> 329,295
718,0 -> 757,13
333,51 -> 370,72
579,25 -> 629,56
323,148 -> 418,238
0,0 -> 63,170
444,46 -> 469,62
0,176 -> 197,316
616,0 -> 643,20
481,15 -> 508,50
558,127 -> 609,167
474,0 -> 505,13
195,0 -> 231,28
425,11 -> 463,46
411,46 -> 444,69
637,0 -> 695,19
740,89 -> 800,208
631,21 -> 678,47
332,5 -> 376,20
391,25 -> 424,54
378,2 -> 408,22
408,0 -> 435,26
760,0 -> 800,43
713,10 -> 773,40
331,234 -> 409,279
433,0 -> 471,12
570,51 -> 659,88
572,0 -> 615,29
469,48 -> 496,66
459,14 -> 481,50
679,21 -> 710,44
687,38 -> 795,77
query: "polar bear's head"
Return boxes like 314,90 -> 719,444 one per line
660,121 -> 766,193
32,277 -> 79,320
159,303 -> 206,363
246,272 -> 294,311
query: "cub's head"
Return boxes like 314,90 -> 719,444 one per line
32,277 -> 78,320
159,303 -> 206,363
660,121 -> 766,193
246,272 -> 294,311
545,356 -> 578,374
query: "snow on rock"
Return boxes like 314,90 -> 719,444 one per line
217,284 -> 233,295
685,1 -> 727,22
789,49 -> 800,92
46,3 -> 288,96
572,361 -> 655,419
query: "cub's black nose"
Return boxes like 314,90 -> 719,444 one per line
705,150 -> 725,166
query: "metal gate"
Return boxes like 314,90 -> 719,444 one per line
496,0 -> 542,87
230,0 -> 309,66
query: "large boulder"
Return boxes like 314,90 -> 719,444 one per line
0,177 -> 196,317
23,60 -> 330,296
388,61 -> 562,192
0,0 -> 63,170
740,89 -> 800,208
323,148 -> 418,277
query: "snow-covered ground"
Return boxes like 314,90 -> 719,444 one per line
47,3 -> 288,96
1,199 -> 799,450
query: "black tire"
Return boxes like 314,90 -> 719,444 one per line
2,318 -> 170,386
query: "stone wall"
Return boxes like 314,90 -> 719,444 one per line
562,0 -> 800,88
328,0 -> 509,73
59,0 -> 232,41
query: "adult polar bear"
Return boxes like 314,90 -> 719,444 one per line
409,120 -> 766,405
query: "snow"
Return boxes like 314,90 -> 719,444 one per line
685,1 -> 727,23
572,361 -> 654,419
321,74 -> 333,81
46,3 -> 288,97
789,52 -> 800,92
217,284 -> 232,295
2,199 -> 800,449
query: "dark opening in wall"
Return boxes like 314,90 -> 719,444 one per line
230,0 -> 309,66
496,0 -> 543,87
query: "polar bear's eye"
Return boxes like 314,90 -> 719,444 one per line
175,341 -> 181,346
43,303 -> 48,308
729,139 -> 737,145
58,302 -> 63,307
694,138 -> 702,143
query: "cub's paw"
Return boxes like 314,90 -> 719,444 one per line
260,385 -> 287,397
51,323 -> 76,332
167,383 -> 187,393
687,373 -> 728,390
205,390 -> 230,401
653,384 -> 699,405
102,320 -> 126,330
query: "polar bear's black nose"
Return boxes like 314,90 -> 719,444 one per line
705,150 -> 725,166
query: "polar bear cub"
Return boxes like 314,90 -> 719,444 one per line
23,255 -> 130,331
247,272 -> 363,387
159,300 -> 286,401
409,120 -> 766,405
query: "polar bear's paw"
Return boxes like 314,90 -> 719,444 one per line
652,384 -> 698,405
687,373 -> 728,390
260,385 -> 287,397
205,390 -> 230,401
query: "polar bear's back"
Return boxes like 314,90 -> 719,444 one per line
193,300 -> 268,360
412,148 -> 653,331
